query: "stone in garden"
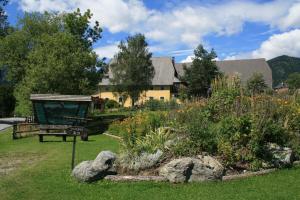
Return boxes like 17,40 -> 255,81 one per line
118,149 -> 163,171
72,151 -> 117,182
72,160 -> 100,182
92,150 -> 117,172
189,155 -> 224,182
159,157 -> 194,183
267,143 -> 293,167
159,156 -> 224,183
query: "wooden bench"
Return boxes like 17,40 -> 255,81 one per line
38,125 -> 88,142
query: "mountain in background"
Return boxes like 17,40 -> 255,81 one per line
267,55 -> 300,87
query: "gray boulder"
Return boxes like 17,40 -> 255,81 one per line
72,151 -> 117,182
72,161 -> 100,182
189,155 -> 224,182
92,151 -> 117,172
118,150 -> 163,172
159,156 -> 224,183
159,158 -> 194,183
267,143 -> 293,167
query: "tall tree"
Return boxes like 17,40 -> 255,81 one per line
287,72 -> 300,90
0,9 -> 105,116
110,33 -> 154,106
0,0 -> 9,37
181,44 -> 219,97
246,72 -> 267,95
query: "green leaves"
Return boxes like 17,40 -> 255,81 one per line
110,33 -> 154,106
246,73 -> 268,95
0,10 -> 104,116
181,44 -> 219,97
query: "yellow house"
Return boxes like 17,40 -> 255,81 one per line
95,57 -> 272,107
96,57 -> 181,107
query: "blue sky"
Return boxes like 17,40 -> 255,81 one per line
4,0 -> 300,62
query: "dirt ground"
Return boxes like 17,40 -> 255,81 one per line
0,152 -> 42,176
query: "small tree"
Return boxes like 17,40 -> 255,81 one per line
110,33 -> 154,107
246,73 -> 267,95
0,10 -> 105,116
0,0 -> 9,37
181,44 -> 219,97
287,72 -> 300,90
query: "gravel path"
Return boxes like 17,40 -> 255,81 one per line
0,124 -> 12,132
0,117 -> 26,132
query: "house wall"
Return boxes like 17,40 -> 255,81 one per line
96,86 -> 172,107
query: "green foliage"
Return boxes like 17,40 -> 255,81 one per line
108,111 -> 168,155
105,99 -> 120,109
142,99 -> 179,111
0,84 -> 15,117
0,10 -> 104,116
2,130 -> 300,200
181,44 -> 219,97
169,76 -> 300,170
135,127 -> 171,154
246,73 -> 268,95
267,55 -> 300,87
110,33 -> 155,106
287,72 -> 300,90
0,0 -> 9,37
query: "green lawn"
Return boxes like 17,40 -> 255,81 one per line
0,128 -> 300,200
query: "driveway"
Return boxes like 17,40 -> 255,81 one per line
0,118 -> 26,132
0,124 -> 12,132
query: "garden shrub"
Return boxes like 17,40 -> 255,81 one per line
105,99 -> 120,109
143,99 -> 179,111
117,76 -> 300,171
166,76 -> 300,170
108,111 -> 167,140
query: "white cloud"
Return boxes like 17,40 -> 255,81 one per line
94,43 -> 119,59
225,29 -> 300,60
180,55 -> 194,63
17,0 -> 300,52
18,0 -> 150,33
252,29 -> 300,59
278,2 -> 300,30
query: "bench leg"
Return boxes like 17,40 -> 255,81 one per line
39,135 -> 43,142
63,135 -> 67,142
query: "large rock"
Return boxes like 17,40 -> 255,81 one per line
118,150 -> 163,171
189,155 -> 224,182
159,156 -> 224,183
72,161 -> 100,182
72,151 -> 117,182
267,143 -> 293,167
159,158 -> 194,183
92,151 -> 117,172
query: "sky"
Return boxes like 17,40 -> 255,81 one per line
4,0 -> 300,62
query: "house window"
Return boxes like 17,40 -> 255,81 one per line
150,86 -> 154,90
118,97 -> 123,103
160,97 -> 164,101
160,86 -> 164,90
149,97 -> 154,100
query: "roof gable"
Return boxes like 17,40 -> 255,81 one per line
175,58 -> 273,88
100,57 -> 176,86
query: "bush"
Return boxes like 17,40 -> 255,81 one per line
105,99 -> 120,109
142,99 -> 179,111
116,76 -> 300,171
167,76 -> 300,169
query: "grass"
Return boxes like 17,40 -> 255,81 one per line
0,128 -> 300,200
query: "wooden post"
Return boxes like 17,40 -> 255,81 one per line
12,124 -> 17,140
71,135 -> 77,170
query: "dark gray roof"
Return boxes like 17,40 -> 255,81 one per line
30,94 -> 92,102
175,58 -> 273,88
99,57 -> 177,86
